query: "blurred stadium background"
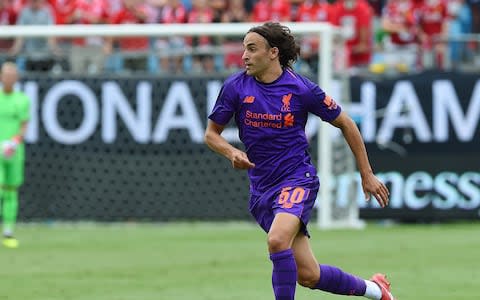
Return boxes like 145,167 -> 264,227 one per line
1,0 -> 480,299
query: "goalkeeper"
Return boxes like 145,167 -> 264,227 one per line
0,62 -> 30,249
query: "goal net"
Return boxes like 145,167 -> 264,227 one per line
317,50 -> 366,230
0,23 -> 361,229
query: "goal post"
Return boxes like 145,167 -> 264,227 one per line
0,22 -> 363,229
317,26 -> 366,230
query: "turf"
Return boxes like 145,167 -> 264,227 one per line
0,221 -> 478,300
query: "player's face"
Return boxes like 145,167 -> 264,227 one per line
242,32 -> 278,78
1,65 -> 18,90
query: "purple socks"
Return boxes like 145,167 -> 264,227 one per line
269,252 -> 366,299
313,264 -> 366,296
270,248 -> 297,300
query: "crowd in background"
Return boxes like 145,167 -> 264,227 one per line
0,0 -> 479,75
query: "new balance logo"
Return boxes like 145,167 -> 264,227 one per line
243,96 -> 255,103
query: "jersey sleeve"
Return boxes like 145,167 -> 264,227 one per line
302,77 -> 341,122
208,79 -> 238,126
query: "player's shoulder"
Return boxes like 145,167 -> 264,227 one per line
0,90 -> 28,100
223,70 -> 249,87
11,92 -> 30,109
283,68 -> 318,91
14,91 -> 29,102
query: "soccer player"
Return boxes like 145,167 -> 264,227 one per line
204,22 -> 395,300
0,62 -> 30,249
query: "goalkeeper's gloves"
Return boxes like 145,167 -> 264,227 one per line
1,136 -> 22,159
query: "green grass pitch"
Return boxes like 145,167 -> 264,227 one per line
0,221 -> 478,300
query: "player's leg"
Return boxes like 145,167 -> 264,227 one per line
293,233 -> 367,295
2,186 -> 18,239
291,232 -> 319,287
267,212 -> 302,300
0,163 -> 4,217
2,158 -> 24,248
264,178 -> 321,300
292,233 -> 393,299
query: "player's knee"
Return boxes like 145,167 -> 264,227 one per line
297,268 -> 319,288
267,234 -> 289,253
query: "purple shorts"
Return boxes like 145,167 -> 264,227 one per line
248,176 -> 320,236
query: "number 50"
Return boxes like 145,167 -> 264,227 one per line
278,187 -> 308,209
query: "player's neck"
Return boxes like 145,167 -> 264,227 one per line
255,65 -> 283,84
2,88 -> 13,94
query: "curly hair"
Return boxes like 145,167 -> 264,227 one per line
248,22 -> 301,69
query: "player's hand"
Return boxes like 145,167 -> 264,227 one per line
1,136 -> 21,159
228,149 -> 255,170
361,172 -> 390,208
1,140 -> 18,159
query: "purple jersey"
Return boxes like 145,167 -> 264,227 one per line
208,68 -> 341,194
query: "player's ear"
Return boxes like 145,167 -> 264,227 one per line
270,46 -> 279,59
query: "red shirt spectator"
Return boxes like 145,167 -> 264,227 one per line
0,0 -> 17,50
251,0 -> 291,22
64,0 -> 107,46
9,0 -> 26,13
332,0 -> 373,66
221,0 -> 248,23
296,0 -> 333,23
418,0 -> 448,37
417,0 -> 449,68
53,0 -> 106,25
159,0 -> 186,24
108,0 -> 150,51
52,0 -> 75,24
296,0 -> 334,64
382,0 -> 418,45
104,0 -> 123,21
221,0 -> 248,69
0,0 -> 17,25
186,0 -> 214,47
187,0 -> 213,24
9,0 -> 54,14
412,0 -> 424,11
152,0 -> 187,73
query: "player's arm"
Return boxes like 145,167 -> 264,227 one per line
330,111 -> 389,207
204,120 -> 255,170
15,93 -> 31,143
16,121 -> 28,142
1,121 -> 28,159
